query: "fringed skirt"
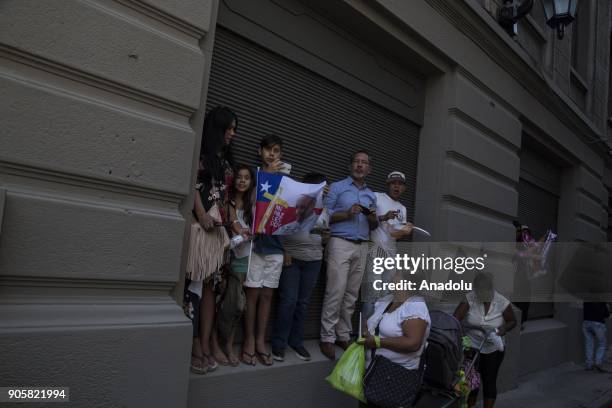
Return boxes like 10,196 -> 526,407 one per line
186,217 -> 228,283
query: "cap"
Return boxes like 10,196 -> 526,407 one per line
386,171 -> 406,183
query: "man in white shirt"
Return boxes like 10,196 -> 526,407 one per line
371,171 -> 413,257
363,171 -> 414,318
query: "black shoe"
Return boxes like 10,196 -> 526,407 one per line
272,347 -> 285,362
291,345 -> 311,361
594,365 -> 608,373
319,342 -> 335,360
335,339 -> 352,350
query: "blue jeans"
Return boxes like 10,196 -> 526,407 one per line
271,258 -> 322,349
583,320 -> 607,366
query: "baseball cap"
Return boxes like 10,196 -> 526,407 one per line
386,171 -> 406,183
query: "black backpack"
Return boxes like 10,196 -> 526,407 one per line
217,271 -> 246,341
422,310 -> 463,391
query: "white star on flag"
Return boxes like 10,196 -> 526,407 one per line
260,181 -> 271,193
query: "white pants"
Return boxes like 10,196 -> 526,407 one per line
320,237 -> 366,342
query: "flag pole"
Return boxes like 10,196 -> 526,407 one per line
247,167 -> 259,275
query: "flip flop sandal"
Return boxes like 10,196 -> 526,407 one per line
227,354 -> 240,367
203,353 -> 218,372
213,352 -> 230,366
190,354 -> 208,375
225,346 -> 240,367
255,350 -> 273,366
240,350 -> 256,366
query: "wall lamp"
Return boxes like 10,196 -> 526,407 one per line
541,0 -> 578,39
498,0 -> 534,36
498,0 -> 578,40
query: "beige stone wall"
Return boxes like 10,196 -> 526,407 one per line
0,1 -> 218,406
479,0 -> 611,132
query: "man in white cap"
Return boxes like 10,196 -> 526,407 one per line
361,171 -> 414,320
371,171 -> 413,257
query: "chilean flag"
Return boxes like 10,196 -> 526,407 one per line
254,171 -> 325,235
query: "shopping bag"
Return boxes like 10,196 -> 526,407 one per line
326,343 -> 366,402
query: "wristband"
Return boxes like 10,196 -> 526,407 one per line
374,335 -> 381,349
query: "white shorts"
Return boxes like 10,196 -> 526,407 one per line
244,252 -> 284,288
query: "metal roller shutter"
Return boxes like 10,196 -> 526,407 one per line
608,194 -> 612,242
517,179 -> 559,238
517,147 -> 561,320
206,27 -> 420,339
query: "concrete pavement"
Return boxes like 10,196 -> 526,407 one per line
495,347 -> 612,408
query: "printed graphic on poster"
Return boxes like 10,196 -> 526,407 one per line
254,171 -> 325,235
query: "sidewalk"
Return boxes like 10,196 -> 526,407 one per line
495,347 -> 612,408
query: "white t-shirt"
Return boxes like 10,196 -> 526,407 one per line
366,295 -> 430,370
464,290 -> 510,354
371,193 -> 407,256
278,209 -> 328,261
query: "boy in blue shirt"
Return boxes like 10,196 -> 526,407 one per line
241,135 -> 285,366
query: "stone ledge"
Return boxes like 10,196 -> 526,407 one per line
188,340 -> 357,408
519,318 -> 569,376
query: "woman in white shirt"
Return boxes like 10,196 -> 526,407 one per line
359,271 -> 431,371
454,272 -> 517,408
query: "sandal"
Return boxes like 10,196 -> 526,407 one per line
213,350 -> 230,366
203,353 -> 218,372
255,350 -> 273,366
227,353 -> 240,367
190,354 -> 208,375
225,345 -> 240,367
240,350 -> 257,366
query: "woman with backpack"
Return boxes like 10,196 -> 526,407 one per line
216,164 -> 255,366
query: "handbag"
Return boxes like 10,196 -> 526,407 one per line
363,305 -> 425,408
186,202 -> 230,282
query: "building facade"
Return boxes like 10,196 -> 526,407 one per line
1,0 -> 611,407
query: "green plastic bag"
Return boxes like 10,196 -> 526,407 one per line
326,343 -> 366,402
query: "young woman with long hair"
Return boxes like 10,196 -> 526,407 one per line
184,106 -> 238,374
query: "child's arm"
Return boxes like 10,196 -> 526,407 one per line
228,205 -> 241,236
